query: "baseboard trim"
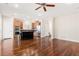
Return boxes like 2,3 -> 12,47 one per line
41,35 -> 53,39
3,38 -> 12,40
55,37 -> 79,43
41,36 -> 54,39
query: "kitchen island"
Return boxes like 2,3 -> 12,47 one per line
21,30 -> 35,40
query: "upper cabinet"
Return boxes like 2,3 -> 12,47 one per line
14,18 -> 23,29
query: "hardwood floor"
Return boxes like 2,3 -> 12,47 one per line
1,37 -> 79,56
53,39 -> 79,56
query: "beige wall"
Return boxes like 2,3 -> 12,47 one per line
55,13 -> 79,42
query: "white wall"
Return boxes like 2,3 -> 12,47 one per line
48,18 -> 54,39
0,14 -> 2,40
41,16 -> 54,39
23,20 -> 32,30
55,13 -> 79,42
0,14 -> 2,55
41,19 -> 48,37
3,15 -> 13,39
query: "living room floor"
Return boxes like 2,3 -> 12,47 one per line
1,37 -> 79,56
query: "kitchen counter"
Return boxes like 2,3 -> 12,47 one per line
21,29 -> 35,32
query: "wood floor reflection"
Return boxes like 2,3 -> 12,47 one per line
1,37 -> 79,56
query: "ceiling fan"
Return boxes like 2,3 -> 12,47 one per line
35,3 -> 55,12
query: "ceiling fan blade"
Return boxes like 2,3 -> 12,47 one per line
35,3 -> 43,5
43,7 -> 46,12
35,6 -> 42,10
46,4 -> 55,7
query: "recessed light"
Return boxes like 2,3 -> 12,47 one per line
14,4 -> 19,8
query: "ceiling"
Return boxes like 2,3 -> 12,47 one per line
0,3 -> 79,18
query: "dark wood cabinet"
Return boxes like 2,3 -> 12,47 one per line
21,30 -> 34,40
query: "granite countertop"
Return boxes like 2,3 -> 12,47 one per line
21,29 -> 36,32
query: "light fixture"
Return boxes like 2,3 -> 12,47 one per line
14,4 -> 19,8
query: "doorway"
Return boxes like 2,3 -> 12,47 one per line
32,20 -> 41,38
